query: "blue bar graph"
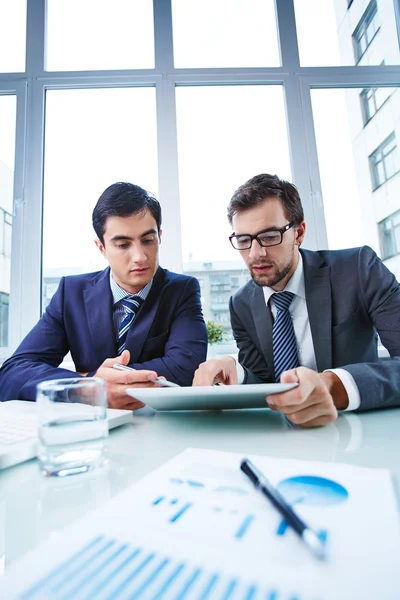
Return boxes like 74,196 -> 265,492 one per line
153,496 -> 165,505
18,535 -> 317,600
198,573 -> 219,599
170,502 -> 193,523
235,515 -> 254,539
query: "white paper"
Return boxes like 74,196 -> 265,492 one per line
1,448 -> 399,600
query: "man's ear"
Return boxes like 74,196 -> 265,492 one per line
295,222 -> 306,246
95,239 -> 106,257
158,229 -> 162,244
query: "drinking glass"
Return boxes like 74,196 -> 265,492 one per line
36,377 -> 108,477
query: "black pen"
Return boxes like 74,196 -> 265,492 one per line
240,458 -> 326,560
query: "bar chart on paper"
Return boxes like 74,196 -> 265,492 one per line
151,494 -> 255,540
2,448 -> 399,600
18,534 -> 321,600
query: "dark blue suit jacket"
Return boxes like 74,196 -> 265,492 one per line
0,266 -> 208,400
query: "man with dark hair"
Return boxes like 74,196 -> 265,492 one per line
0,182 -> 207,407
193,173 -> 400,427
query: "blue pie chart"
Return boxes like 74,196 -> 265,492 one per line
276,475 -> 349,507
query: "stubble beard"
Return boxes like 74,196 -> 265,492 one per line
249,251 -> 295,288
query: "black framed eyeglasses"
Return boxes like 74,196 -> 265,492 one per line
229,222 -> 295,250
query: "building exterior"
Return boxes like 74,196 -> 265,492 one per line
183,260 -> 251,341
335,0 -> 400,278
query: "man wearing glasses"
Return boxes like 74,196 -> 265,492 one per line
193,173 -> 400,427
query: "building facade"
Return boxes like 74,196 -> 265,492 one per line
183,261 -> 251,342
335,0 -> 400,278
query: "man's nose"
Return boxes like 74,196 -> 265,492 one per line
248,238 -> 267,260
129,244 -> 146,262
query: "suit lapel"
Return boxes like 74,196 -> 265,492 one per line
250,283 -> 274,375
83,268 -> 116,360
302,250 -> 332,372
125,266 -> 168,364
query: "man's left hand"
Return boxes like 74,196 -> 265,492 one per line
266,367 -> 348,427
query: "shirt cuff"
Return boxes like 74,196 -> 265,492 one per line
324,368 -> 361,411
236,362 -> 245,384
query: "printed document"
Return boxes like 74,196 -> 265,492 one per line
0,448 -> 399,599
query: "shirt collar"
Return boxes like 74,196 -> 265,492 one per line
262,252 -> 305,304
110,271 -> 153,306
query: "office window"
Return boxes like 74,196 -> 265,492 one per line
177,85 -> 291,340
172,0 -> 279,68
0,0 -> 26,72
360,87 -> 392,124
379,210 -> 400,260
0,95 -> 16,348
176,85 -> 291,265
43,87 -> 158,307
353,1 -> 379,63
370,133 -> 400,190
46,0 -> 154,71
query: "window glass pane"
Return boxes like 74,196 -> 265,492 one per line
395,222 -> 400,251
172,0 -> 280,68
375,159 -> 385,186
0,0 -> 26,72
177,85 -> 291,345
46,0 -> 154,71
43,88 -> 158,308
0,95 -> 15,347
311,87 -> 400,280
386,150 -> 398,179
295,0 -> 400,66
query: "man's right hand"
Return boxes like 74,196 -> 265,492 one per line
192,355 -> 238,386
94,350 -> 159,410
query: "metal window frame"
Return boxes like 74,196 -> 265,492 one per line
353,0 -> 379,63
379,208 -> 400,259
0,0 -> 399,359
370,132 -> 399,189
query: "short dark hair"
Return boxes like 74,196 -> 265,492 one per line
227,174 -> 304,227
92,182 -> 162,244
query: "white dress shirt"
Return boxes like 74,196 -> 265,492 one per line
236,254 -> 360,411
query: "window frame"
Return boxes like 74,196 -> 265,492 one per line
360,86 -> 392,124
0,0 -> 398,360
353,1 -> 380,64
369,133 -> 400,190
379,210 -> 400,260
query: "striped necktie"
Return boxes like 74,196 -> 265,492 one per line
117,295 -> 143,355
272,291 -> 299,383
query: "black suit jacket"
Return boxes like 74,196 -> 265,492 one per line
229,246 -> 400,411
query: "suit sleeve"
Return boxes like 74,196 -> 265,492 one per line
229,296 -> 272,384
341,246 -> 400,411
129,277 -> 208,386
0,278 -> 82,401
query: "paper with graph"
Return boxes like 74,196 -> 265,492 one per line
0,448 -> 399,600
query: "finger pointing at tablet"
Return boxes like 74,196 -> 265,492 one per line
192,355 -> 239,386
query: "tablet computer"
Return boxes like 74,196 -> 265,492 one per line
126,383 -> 298,411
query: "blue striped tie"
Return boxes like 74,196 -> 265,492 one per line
272,292 -> 299,382
117,295 -> 143,355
